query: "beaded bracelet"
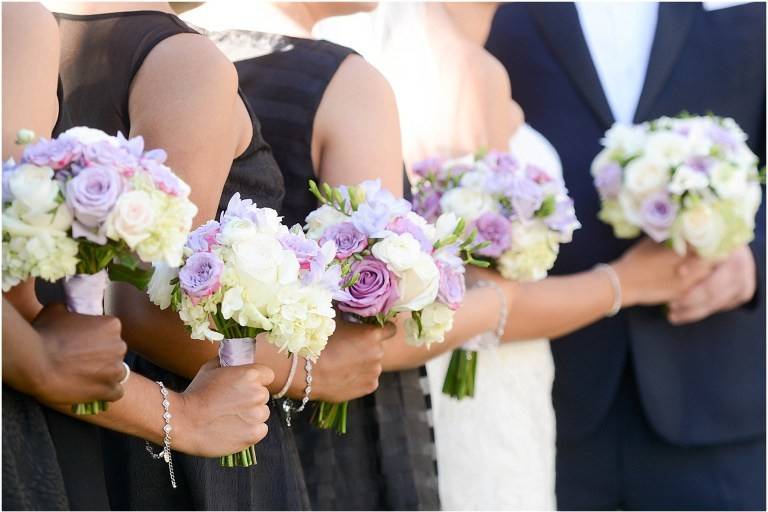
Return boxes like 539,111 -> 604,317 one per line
281,357 -> 313,427
144,381 -> 177,489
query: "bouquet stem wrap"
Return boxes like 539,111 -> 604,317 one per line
218,337 -> 258,467
64,270 -> 110,415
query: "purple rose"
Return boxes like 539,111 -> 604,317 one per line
66,164 -> 123,229
179,252 -> 223,303
22,137 -> 80,170
473,212 -> 512,258
594,162 -> 622,199
640,192 -> 678,242
412,189 -> 442,222
387,216 -> 433,252
187,220 -> 221,252
320,222 -> 368,259
338,257 -> 399,317
437,261 -> 465,310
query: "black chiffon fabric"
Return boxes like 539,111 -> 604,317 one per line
54,11 -> 305,510
211,30 -> 440,510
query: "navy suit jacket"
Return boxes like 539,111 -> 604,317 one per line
487,2 -> 766,446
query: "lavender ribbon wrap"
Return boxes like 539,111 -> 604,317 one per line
218,338 -> 255,367
64,270 -> 108,316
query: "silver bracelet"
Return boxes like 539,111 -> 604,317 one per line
463,279 -> 508,351
272,353 -> 298,400
594,263 -> 622,317
144,381 -> 177,489
281,357 -> 313,427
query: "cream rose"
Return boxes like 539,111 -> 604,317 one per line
624,156 -> 670,197
440,187 -> 497,223
393,252 -> 440,312
305,205 -> 349,239
680,201 -> 725,257
709,162 -> 747,199
106,190 -> 155,248
371,233 -> 424,272
668,165 -> 710,195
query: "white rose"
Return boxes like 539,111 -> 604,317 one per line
680,201 -> 725,257
405,302 -> 454,347
644,131 -> 690,165
232,234 -> 300,290
305,205 -> 349,239
668,164 -> 710,196
62,126 -> 113,145
9,164 -> 60,216
147,261 -> 179,309
602,123 -> 647,156
392,252 -> 440,312
371,233 -> 423,272
106,190 -> 155,248
440,187 -> 497,223
709,162 -> 747,199
624,156 -> 670,197
252,207 -> 289,237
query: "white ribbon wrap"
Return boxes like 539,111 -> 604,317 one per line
64,270 -> 108,316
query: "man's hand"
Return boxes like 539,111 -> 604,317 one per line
668,246 -> 757,325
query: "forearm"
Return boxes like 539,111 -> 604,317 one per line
2,297 -> 48,395
48,373 -> 175,448
503,269 -> 614,341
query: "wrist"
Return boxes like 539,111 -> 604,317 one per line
172,390 -> 196,455
609,259 -> 636,308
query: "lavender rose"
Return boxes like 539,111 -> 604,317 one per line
66,165 -> 123,228
594,162 -> 622,199
320,222 -> 368,259
474,212 -> 512,258
509,175 -> 544,220
179,251 -> 224,303
187,220 -> 221,252
640,192 -> 678,242
437,261 -> 465,310
338,257 -> 399,317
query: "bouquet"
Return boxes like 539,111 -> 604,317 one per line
592,115 -> 763,260
3,127 -> 197,414
305,179 -> 480,433
412,150 -> 580,399
148,193 -> 339,466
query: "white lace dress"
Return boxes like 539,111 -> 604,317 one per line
426,125 -> 560,511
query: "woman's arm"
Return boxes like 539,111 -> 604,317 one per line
2,2 -> 59,161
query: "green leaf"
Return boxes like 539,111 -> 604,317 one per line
535,195 -> 556,218
108,264 -> 152,291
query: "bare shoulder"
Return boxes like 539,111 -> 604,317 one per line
461,43 -> 512,99
134,32 -> 238,94
322,53 -> 398,116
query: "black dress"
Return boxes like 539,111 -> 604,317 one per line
54,11 -> 306,510
211,30 -> 440,510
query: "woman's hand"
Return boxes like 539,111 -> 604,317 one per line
612,238 -> 714,308
310,319 -> 394,403
174,358 -> 274,457
29,303 -> 127,405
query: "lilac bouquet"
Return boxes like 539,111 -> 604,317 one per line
3,127 -> 197,414
305,179 -> 482,433
592,115 -> 763,260
412,150 -> 580,399
148,193 -> 339,466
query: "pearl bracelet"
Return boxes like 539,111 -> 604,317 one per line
281,357 -> 313,427
463,279 -> 508,351
594,263 -> 622,317
144,381 -> 177,489
272,353 -> 298,400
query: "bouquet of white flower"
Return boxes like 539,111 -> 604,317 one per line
148,193 -> 339,466
592,115 -> 763,260
3,128 -> 197,414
